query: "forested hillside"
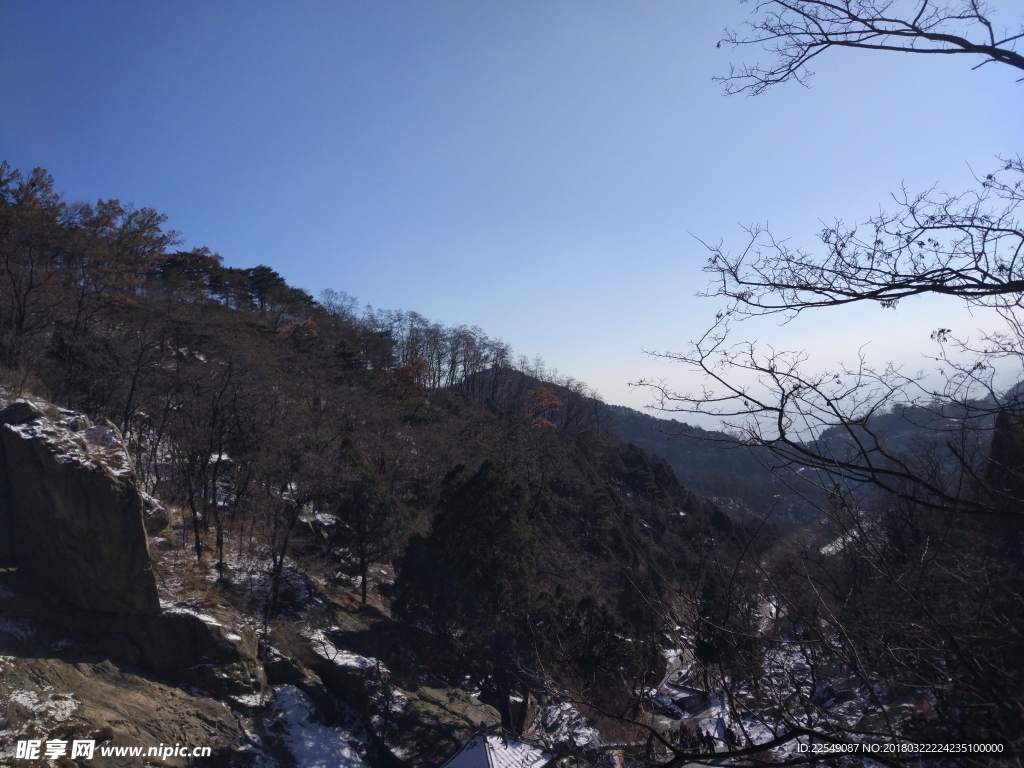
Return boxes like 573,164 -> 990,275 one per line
0,161 -> 759,763
3,0 -> 1023,764
603,405 -> 821,525
2,157 -> 1022,766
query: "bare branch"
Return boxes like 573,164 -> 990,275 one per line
701,158 -> 1024,317
719,0 -> 1024,95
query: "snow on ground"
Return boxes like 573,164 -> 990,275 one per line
526,701 -> 599,749
232,691 -> 273,709
160,601 -> 224,627
3,402 -> 132,477
83,424 -> 119,448
383,687 -> 409,716
821,531 -> 858,556
820,518 -> 881,557
651,637 -> 906,762
263,685 -> 368,768
7,690 -> 78,723
0,686 -> 81,760
312,512 -> 338,527
222,550 -> 271,581
305,629 -> 388,674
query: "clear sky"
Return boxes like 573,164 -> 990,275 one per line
2,1 -> 1021,420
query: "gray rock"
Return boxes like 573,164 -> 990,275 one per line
71,601 -> 267,696
0,417 -> 159,615
262,644 -> 307,686
0,656 -> 242,768
58,408 -> 93,431
83,423 -> 118,446
133,606 -> 266,696
416,686 -> 501,729
0,399 -> 44,426
140,491 -> 170,534
145,612 -> 264,695
390,688 -> 501,766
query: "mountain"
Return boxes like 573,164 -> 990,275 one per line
603,404 -> 819,525
0,161 -> 756,766
5,162 -> 1016,764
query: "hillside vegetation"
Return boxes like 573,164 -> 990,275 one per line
0,162 -> 751,744
3,162 -> 1021,766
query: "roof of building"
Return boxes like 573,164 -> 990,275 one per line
440,732 -> 553,768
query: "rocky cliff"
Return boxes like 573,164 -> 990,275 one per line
0,399 -> 159,615
0,394 -> 578,766
0,396 -> 270,765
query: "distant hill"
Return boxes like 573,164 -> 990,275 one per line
604,399 -> 1005,528
603,405 -> 820,526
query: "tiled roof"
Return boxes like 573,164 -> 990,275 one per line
441,733 -> 553,768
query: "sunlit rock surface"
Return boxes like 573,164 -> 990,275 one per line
0,398 -> 159,615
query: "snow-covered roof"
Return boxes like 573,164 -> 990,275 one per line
441,733 -> 552,768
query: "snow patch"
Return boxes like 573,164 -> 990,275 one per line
7,690 -> 78,723
306,629 -> 388,674
161,602 -> 224,627
83,424 -> 119,447
5,410 -> 132,478
264,685 -> 368,768
233,691 -> 273,708
527,701 -> 599,749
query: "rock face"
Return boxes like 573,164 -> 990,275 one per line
0,399 -> 160,616
0,573 -> 257,768
138,606 -> 266,696
391,687 -> 502,765
0,656 -> 243,768
70,603 -> 267,696
414,686 -> 502,730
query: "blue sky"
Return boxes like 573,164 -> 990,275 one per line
2,1 -> 1021,418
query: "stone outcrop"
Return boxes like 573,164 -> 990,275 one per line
0,656 -> 244,768
390,687 -> 502,765
261,643 -> 307,686
413,686 -> 502,730
0,399 -> 159,616
140,491 -> 170,534
0,397 -> 265,698
71,602 -> 267,696
0,572 -> 257,767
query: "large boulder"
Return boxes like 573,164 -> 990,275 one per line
261,643 -> 308,686
58,598 -> 267,696
0,399 -> 43,426
122,605 -> 266,696
0,399 -> 159,615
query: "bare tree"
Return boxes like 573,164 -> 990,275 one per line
701,159 -> 1024,316
623,2 -> 1024,763
718,0 -> 1024,96
667,0 -> 1024,521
